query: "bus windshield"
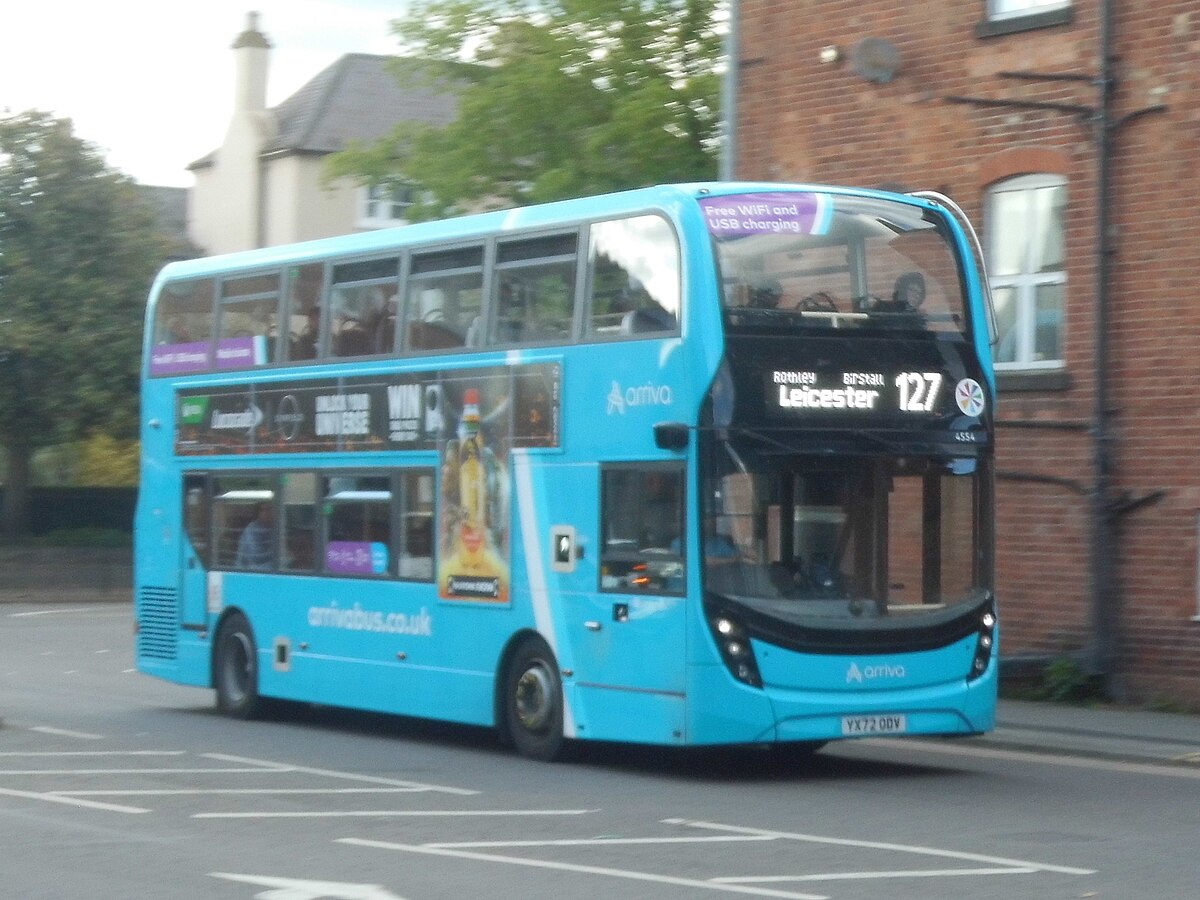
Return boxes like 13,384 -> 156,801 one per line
701,192 -> 967,336
702,447 -> 989,623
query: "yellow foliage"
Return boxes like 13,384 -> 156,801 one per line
76,434 -> 140,486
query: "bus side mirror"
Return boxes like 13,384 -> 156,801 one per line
654,422 -> 689,451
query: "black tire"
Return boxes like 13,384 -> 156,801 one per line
502,637 -> 565,761
213,612 -> 263,720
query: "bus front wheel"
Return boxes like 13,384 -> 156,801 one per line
503,637 -> 564,761
214,612 -> 263,720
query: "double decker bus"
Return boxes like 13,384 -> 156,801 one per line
135,182 -> 997,760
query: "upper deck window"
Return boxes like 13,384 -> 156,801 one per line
586,215 -> 680,339
404,246 -> 485,352
493,234 -> 578,345
150,279 -> 215,376
330,258 -> 398,358
218,272 -> 280,369
284,263 -> 325,362
702,193 -> 968,338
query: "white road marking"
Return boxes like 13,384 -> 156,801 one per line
9,608 -> 100,618
210,873 -> 405,899
713,867 -> 1040,884
336,837 -> 829,900
0,750 -> 183,757
0,786 -> 149,814
202,753 -> 479,795
58,788 -> 429,797
426,835 -> 775,849
665,819 -> 1095,876
195,808 -> 596,820
0,766 -> 294,775
21,728 -> 107,740
5,607 -> 128,619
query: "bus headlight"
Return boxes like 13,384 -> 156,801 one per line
968,602 -> 997,682
708,611 -> 762,688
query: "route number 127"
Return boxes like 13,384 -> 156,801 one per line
895,372 -> 943,413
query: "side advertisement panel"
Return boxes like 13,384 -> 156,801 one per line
174,363 -> 561,456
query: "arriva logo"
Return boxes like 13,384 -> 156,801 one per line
606,380 -> 674,415
846,662 -> 906,683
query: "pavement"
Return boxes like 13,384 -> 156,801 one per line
963,698 -> 1200,767
2,588 -> 1197,766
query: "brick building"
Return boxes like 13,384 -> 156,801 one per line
734,0 -> 1200,704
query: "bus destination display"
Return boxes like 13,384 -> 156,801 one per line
767,368 -> 986,420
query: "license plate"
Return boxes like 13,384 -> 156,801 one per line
841,714 -> 907,736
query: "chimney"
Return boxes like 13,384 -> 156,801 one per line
232,11 -> 272,114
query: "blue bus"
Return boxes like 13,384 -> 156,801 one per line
135,182 -> 997,760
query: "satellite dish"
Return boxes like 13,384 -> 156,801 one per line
852,37 -> 902,84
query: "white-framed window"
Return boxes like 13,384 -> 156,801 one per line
987,0 -> 1070,21
986,174 -> 1067,369
358,183 -> 415,228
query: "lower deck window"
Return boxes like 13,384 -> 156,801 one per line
324,475 -> 392,576
599,463 -> 686,594
212,476 -> 276,570
187,468 -> 434,581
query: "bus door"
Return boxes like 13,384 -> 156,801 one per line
548,463 -> 688,737
180,474 -> 211,627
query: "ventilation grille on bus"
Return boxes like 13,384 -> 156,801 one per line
137,586 -> 179,661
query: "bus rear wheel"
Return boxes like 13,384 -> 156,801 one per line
503,637 -> 564,761
214,612 -> 263,720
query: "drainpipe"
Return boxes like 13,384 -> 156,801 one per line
1088,0 -> 1117,694
720,0 -> 739,181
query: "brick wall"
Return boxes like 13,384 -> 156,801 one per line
737,0 -> 1200,704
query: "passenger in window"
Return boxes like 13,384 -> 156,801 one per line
873,272 -> 926,313
374,297 -> 398,353
235,502 -> 275,569
161,315 -> 194,344
292,306 -> 321,359
334,318 -> 372,356
746,278 -> 783,309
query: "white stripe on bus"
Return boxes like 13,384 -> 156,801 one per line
512,449 -> 576,738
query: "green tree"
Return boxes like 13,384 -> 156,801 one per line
0,111 -> 166,538
327,0 -> 724,219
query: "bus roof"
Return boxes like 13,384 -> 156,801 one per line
152,182 -> 943,287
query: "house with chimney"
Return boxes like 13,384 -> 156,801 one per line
188,13 -> 458,256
